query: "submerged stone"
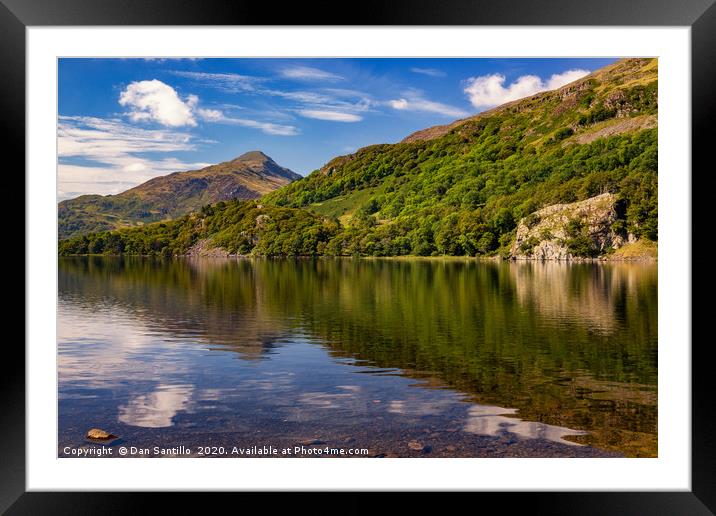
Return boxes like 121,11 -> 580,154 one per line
86,428 -> 118,441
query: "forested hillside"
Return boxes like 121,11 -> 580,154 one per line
59,58 -> 657,258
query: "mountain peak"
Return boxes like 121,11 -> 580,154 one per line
227,151 -> 301,182
234,150 -> 272,163
58,149 -> 301,239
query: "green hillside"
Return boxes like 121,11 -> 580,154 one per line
59,58 -> 657,258
58,151 -> 301,239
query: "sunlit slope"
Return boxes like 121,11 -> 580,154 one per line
59,58 -> 657,257
260,58 -> 657,256
59,151 -> 301,239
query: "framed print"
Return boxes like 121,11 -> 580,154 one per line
5,0 -> 714,512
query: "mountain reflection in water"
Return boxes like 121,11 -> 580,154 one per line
58,257 -> 657,457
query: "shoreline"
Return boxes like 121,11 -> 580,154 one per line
58,253 -> 657,263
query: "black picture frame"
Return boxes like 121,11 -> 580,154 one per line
4,0 -> 713,512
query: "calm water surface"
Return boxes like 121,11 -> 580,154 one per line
58,257 -> 657,457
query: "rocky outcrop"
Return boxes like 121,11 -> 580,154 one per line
510,193 -> 630,260
570,114 -> 657,145
402,58 -> 656,144
185,238 -> 230,258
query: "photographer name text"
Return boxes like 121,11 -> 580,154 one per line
62,445 -> 369,457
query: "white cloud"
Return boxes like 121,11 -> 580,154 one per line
410,67 -> 446,78
220,116 -> 299,135
281,66 -> 343,82
195,108 -> 224,122
119,80 -> 197,127
263,88 -> 369,108
59,77 -> 304,199
193,108 -> 298,135
117,79 -> 298,135
388,91 -> 468,118
57,116 -> 210,199
58,159 -> 212,200
264,89 -> 334,104
58,164 -> 140,199
171,67 -> 370,124
464,68 -> 591,110
58,116 -> 196,160
545,69 -> 592,89
170,70 -> 262,92
263,87 -> 372,123
298,110 -> 362,122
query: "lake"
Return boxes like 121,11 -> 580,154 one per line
58,257 -> 657,458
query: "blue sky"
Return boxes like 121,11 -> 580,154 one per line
58,57 -> 617,200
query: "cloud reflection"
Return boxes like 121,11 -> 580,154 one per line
386,397 -> 455,416
464,405 -> 586,445
118,384 -> 194,428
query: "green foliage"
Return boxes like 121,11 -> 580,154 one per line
579,104 -> 617,126
578,82 -> 657,127
565,218 -> 585,238
59,201 -> 339,257
555,127 -> 574,141
578,89 -> 596,108
59,60 -> 658,258
519,236 -> 540,256
565,234 -> 599,257
539,228 -> 554,241
563,218 -> 599,257
524,213 -> 541,229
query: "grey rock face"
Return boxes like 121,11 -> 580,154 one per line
510,193 -> 627,260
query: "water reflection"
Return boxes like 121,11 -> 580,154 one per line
464,405 -> 586,445
118,384 -> 194,428
58,257 -> 657,457
510,261 -> 657,335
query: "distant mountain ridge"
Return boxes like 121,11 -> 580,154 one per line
59,151 -> 301,239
